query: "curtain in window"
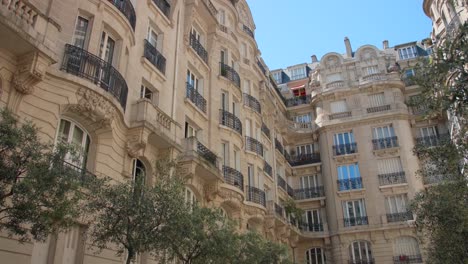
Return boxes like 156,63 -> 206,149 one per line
368,93 -> 385,107
330,100 -> 348,113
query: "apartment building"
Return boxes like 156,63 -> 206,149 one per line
0,0 -> 450,263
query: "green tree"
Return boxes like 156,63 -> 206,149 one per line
409,23 -> 468,264
86,159 -> 185,264
0,109 -> 86,241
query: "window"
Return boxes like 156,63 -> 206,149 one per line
377,158 -> 403,175
221,91 -> 229,110
393,237 -> 421,262
333,131 -> 356,155
272,72 -> 282,84
296,144 -> 314,155
349,241 -> 373,263
294,113 -> 311,123
132,159 -> 146,184
99,31 -> 115,64
300,175 -> 320,189
290,67 -> 306,80
148,27 -> 158,49
234,148 -> 240,170
363,65 -> 379,75
187,69 -> 203,95
221,142 -> 229,167
220,49 -> 227,64
405,69 -> 415,78
218,10 -> 226,25
368,93 -> 385,107
140,85 -> 153,101
185,187 -> 197,207
372,124 -> 397,149
245,118 -> 251,137
72,16 -> 89,49
326,73 -> 342,83
337,163 -> 362,191
190,27 -> 201,44
57,119 -> 90,169
184,122 -> 198,138
385,194 -> 412,222
372,124 -> 395,139
304,209 -> 323,232
247,164 -> 254,186
420,126 -> 438,138
398,46 -> 418,60
343,199 -> 367,227
306,248 -> 326,264
243,79 -> 251,94
330,100 -> 348,113
293,87 -> 306,97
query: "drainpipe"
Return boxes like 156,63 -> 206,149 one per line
171,8 -> 181,143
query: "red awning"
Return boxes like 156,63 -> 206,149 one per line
290,85 -> 305,90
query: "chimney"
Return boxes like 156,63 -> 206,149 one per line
311,55 -> 318,63
344,37 -> 352,57
383,40 -> 389,49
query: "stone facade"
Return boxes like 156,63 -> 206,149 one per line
0,0 -> 450,263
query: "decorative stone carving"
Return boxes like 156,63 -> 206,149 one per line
204,182 -> 220,202
126,132 -> 148,158
69,88 -> 117,129
11,51 -> 49,95
373,147 -> 399,157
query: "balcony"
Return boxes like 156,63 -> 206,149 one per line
393,254 -> 423,264
220,62 -> 240,88
261,123 -> 271,139
275,139 -> 284,154
186,83 -> 207,113
378,172 -> 407,186
144,40 -> 166,74
274,203 -> 284,218
245,136 -> 263,156
287,121 -> 316,133
348,259 -> 375,264
387,211 -> 413,223
287,184 -> 294,197
344,216 -> 368,227
242,24 -> 254,38
299,222 -> 324,232
284,95 -> 311,107
219,109 -> 242,135
288,153 -> 321,167
277,175 -> 287,191
326,80 -> 345,89
416,134 -> 448,147
294,186 -> 325,200
222,166 -> 243,191
61,44 -> 128,110
152,0 -> 171,18
108,0 -> 136,30
132,99 -> 178,146
243,93 -> 261,114
367,104 -> 391,113
329,111 -> 352,120
181,137 -> 221,181
189,34 -> 208,63
332,143 -> 358,156
372,136 -> 399,150
62,161 -> 97,185
362,73 -> 386,82
246,186 -> 266,207
264,161 -> 272,177
337,178 -> 363,191
256,59 -> 267,75
196,141 -> 217,167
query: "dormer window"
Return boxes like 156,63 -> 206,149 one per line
290,67 -> 307,80
398,46 -> 418,60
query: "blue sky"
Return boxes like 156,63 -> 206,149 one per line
248,0 -> 432,70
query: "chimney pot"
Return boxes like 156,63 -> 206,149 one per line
344,37 -> 353,57
383,40 -> 389,49
311,55 -> 318,63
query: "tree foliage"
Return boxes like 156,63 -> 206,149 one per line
409,23 -> 468,264
86,159 -> 186,264
0,109 -> 85,241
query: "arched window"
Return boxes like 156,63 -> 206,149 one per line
393,236 -> 422,263
349,240 -> 373,264
57,119 -> 90,169
132,159 -> 146,184
185,187 -> 197,208
306,248 -> 326,264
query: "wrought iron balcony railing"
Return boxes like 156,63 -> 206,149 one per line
387,211 -> 413,223
152,0 -> 171,17
344,216 -> 368,227
242,24 -> 254,38
287,184 -> 294,197
378,171 -> 407,186
219,109 -> 242,135
372,136 -> 398,150
264,161 -> 272,177
144,39 -> 166,74
348,258 -> 375,264
261,122 -> 271,139
285,96 -> 311,107
246,136 -> 263,156
246,186 -> 266,207
186,82 -> 207,113
108,0 -> 136,30
62,161 -> 97,185
294,186 -> 325,200
222,165 -> 243,191
61,44 -> 128,110
189,34 -> 208,63
329,111 -> 352,120
415,134 -> 449,147
332,143 -> 358,156
220,62 -> 241,88
288,153 -> 321,166
274,203 -> 284,218
256,59 -> 266,75
275,138 -> 284,154
299,222 -> 324,232
337,177 -> 363,191
367,104 -> 391,113
393,254 -> 422,264
243,93 -> 261,114
277,175 -> 286,191
197,141 -> 217,167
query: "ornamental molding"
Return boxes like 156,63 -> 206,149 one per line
12,51 -> 50,94
68,88 -> 117,129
